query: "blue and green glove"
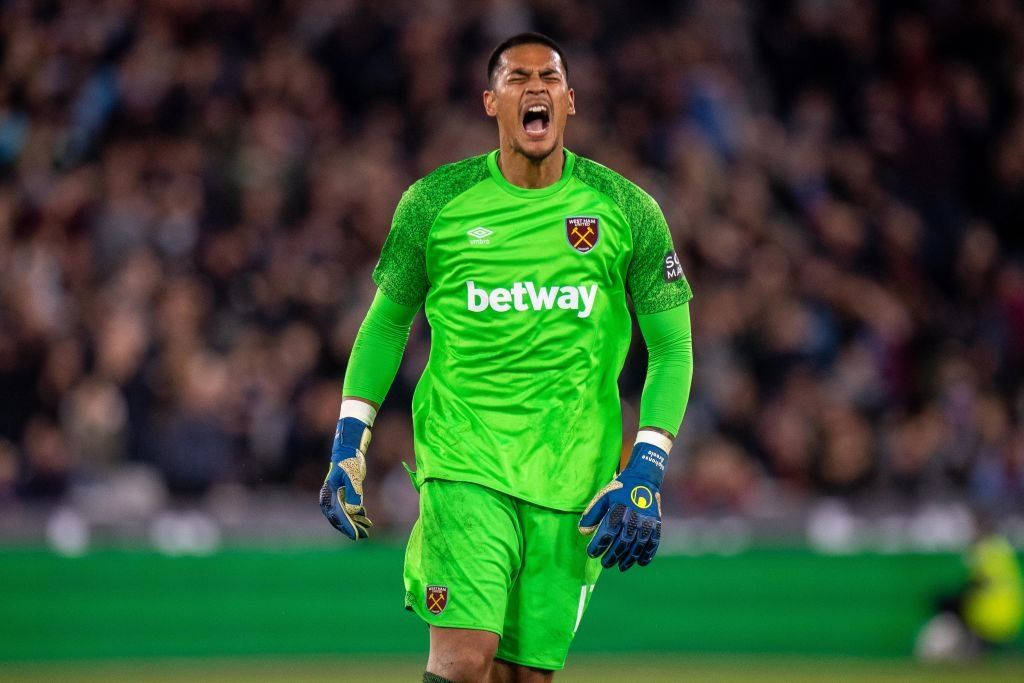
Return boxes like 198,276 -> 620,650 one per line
320,401 -> 376,540
578,431 -> 670,571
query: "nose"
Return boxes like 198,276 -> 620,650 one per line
526,74 -> 546,93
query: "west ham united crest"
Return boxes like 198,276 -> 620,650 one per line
426,585 -> 448,615
566,216 -> 599,253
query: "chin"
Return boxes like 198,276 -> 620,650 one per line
514,137 -> 559,162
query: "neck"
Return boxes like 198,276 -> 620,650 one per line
497,141 -> 565,189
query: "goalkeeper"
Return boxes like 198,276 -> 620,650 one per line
322,32 -> 693,682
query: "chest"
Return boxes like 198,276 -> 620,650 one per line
425,190 -> 632,290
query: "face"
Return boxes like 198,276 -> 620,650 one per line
483,44 -> 575,162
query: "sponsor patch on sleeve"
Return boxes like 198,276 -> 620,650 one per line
663,250 -> 684,282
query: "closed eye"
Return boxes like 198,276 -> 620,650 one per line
505,68 -> 563,84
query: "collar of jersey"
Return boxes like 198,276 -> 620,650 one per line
486,148 -> 576,198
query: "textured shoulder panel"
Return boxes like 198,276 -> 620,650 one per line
406,153 -> 492,230
572,155 -> 692,314
571,155 -> 659,239
372,154 -> 490,306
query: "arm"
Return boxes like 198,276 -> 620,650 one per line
321,179 -> 429,540
626,191 -> 693,446
322,159 -> 491,539
321,291 -> 418,540
342,290 -> 419,407
636,302 -> 693,439
579,188 -> 693,570
578,303 -> 694,571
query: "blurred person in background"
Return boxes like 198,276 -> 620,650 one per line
917,512 -> 1024,661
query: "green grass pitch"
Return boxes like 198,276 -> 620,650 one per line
2,656 -> 1024,682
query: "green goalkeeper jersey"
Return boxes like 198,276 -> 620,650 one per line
372,149 -> 692,512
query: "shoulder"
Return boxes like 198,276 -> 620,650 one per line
571,155 -> 663,227
390,154 -> 490,242
402,153 -> 491,213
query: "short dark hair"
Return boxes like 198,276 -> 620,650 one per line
486,32 -> 569,87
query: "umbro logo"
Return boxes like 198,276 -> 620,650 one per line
467,227 -> 493,244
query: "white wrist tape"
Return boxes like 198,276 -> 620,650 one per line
635,429 -> 673,454
340,399 -> 378,427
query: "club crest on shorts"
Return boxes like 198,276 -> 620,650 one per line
566,216 -> 599,253
426,585 -> 448,615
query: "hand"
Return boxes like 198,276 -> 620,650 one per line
578,440 -> 667,571
320,416 -> 373,539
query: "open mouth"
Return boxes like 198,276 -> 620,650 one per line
521,103 -> 550,138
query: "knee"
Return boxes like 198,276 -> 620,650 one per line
427,636 -> 498,682
492,658 -> 554,683
428,648 -> 494,681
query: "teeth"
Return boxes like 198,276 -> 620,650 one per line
528,105 -> 548,113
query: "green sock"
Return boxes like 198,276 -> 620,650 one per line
423,673 -> 454,683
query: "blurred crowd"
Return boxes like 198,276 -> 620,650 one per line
2,0 -> 1024,532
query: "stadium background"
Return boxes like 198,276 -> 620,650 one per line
2,0 -> 1024,679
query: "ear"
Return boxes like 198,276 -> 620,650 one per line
483,89 -> 497,118
567,88 -> 576,116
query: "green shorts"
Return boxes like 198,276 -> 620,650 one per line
403,478 -> 602,670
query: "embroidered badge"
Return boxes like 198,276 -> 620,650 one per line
426,585 -> 448,615
566,216 -> 599,253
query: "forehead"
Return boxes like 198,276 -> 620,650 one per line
497,43 -> 565,76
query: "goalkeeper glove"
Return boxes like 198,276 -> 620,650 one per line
320,401 -> 375,540
578,431 -> 670,571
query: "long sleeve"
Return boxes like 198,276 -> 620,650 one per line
636,302 -> 693,437
341,289 -> 419,405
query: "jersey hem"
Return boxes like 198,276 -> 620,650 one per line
371,271 -> 422,309
634,291 -> 694,316
633,285 -> 694,316
415,471 -> 590,514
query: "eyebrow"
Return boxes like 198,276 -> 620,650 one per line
507,67 -> 562,78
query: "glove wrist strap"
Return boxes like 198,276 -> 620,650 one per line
636,429 -> 672,453
624,437 -> 670,488
340,399 -> 377,426
336,400 -> 374,456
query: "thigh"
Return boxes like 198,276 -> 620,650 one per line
404,479 -> 523,635
496,502 -> 602,671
